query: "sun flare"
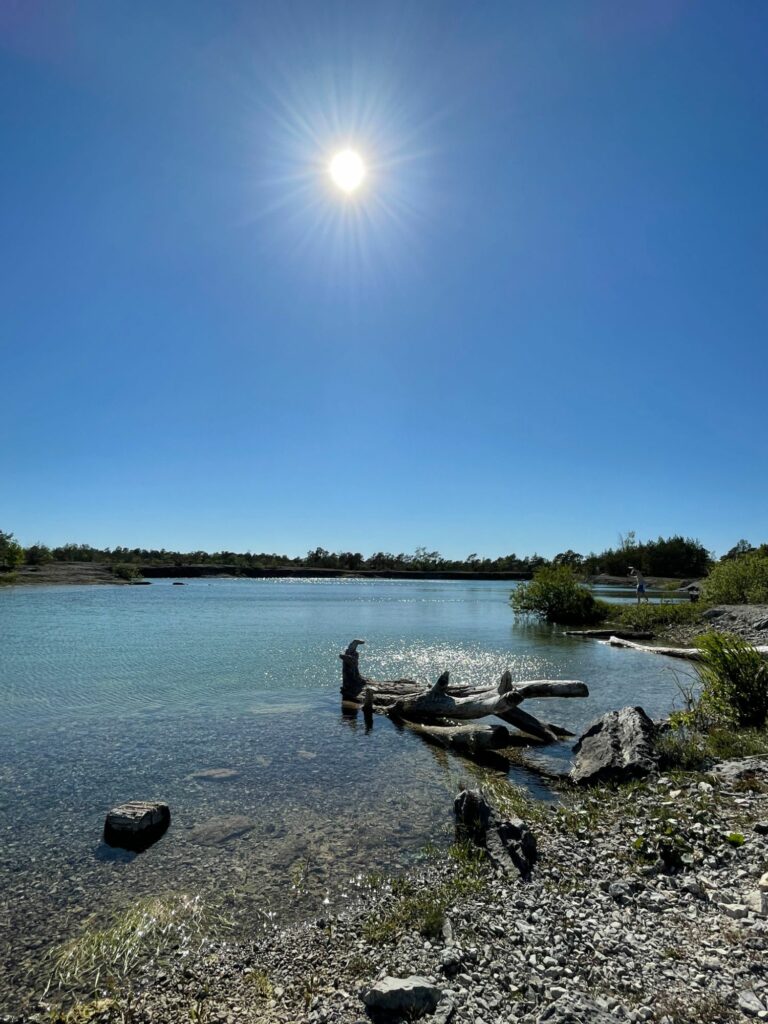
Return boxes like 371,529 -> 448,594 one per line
329,149 -> 366,193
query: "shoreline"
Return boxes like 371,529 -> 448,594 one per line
35,761 -> 768,1024
3,563 -> 534,587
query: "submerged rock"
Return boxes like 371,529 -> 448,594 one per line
103,800 -> 170,851
188,767 -> 241,781
362,975 -> 443,1018
571,706 -> 656,785
187,815 -> 255,846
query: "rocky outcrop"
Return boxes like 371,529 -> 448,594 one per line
454,788 -> 537,877
571,706 -> 657,785
103,801 -> 170,851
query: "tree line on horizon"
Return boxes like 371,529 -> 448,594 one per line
1,529 -> 765,579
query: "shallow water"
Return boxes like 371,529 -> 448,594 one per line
0,578 -> 684,1008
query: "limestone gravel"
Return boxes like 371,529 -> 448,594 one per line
33,758 -> 768,1024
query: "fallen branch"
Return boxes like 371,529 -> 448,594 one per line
606,635 -> 768,660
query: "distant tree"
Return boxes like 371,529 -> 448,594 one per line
553,550 -> 584,569
721,540 -> 754,561
25,543 -> 53,566
0,530 -> 24,570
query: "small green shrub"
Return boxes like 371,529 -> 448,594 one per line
511,566 -> 609,625
701,551 -> 768,604
695,632 -> 768,728
112,563 -> 142,582
612,601 -> 703,630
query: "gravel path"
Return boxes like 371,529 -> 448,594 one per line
25,758 -> 768,1024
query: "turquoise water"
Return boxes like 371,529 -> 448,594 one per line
0,578 -> 683,1008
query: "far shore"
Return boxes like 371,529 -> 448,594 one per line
4,561 -> 536,587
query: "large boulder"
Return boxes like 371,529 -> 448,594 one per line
104,801 -> 170,851
362,976 -> 443,1018
571,707 -> 656,785
454,788 -> 537,877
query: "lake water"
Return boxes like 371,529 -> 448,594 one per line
0,578 -> 685,1009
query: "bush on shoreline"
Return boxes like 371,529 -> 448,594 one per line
659,632 -> 768,768
701,550 -> 768,604
511,565 -> 609,625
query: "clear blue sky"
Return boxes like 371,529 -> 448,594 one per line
1,1 -> 766,560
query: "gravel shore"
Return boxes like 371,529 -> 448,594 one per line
668,605 -> 768,648
30,757 -> 768,1024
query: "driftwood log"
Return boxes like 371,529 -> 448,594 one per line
606,636 -> 768,660
339,639 -> 588,745
565,629 -> 654,640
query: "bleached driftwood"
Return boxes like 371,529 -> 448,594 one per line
403,721 -> 514,753
565,629 -> 654,640
339,640 -> 587,744
606,636 -> 768,660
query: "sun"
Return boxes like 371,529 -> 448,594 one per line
329,149 -> 366,194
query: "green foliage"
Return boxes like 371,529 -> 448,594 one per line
25,543 -> 53,565
611,601 -> 703,630
694,632 -> 768,728
511,565 -> 609,625
362,844 -> 487,944
583,533 -> 711,579
112,563 -> 142,581
701,550 -> 768,604
0,529 -> 24,570
0,572 -> 16,586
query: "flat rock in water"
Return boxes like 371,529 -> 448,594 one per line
104,800 -> 170,851
571,706 -> 656,785
187,815 -> 255,846
189,767 -> 241,781
362,975 -> 443,1017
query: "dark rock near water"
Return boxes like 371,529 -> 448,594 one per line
454,788 -> 537,877
362,975 -> 443,1018
571,706 -> 657,785
103,800 -> 170,851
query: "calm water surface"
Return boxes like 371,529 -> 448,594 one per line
0,579 -> 683,1008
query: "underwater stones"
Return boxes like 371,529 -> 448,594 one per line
187,815 -> 255,846
103,800 -> 171,851
189,767 -> 241,781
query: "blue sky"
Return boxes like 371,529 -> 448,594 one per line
1,0 -> 766,560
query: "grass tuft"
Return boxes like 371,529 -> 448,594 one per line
45,894 -> 224,996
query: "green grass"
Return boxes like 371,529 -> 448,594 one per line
609,601 -> 704,630
45,894 -> 224,996
657,724 -> 768,770
694,632 -> 768,728
362,843 -> 487,944
0,571 -> 17,586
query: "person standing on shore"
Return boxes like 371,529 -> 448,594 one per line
629,566 -> 649,604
